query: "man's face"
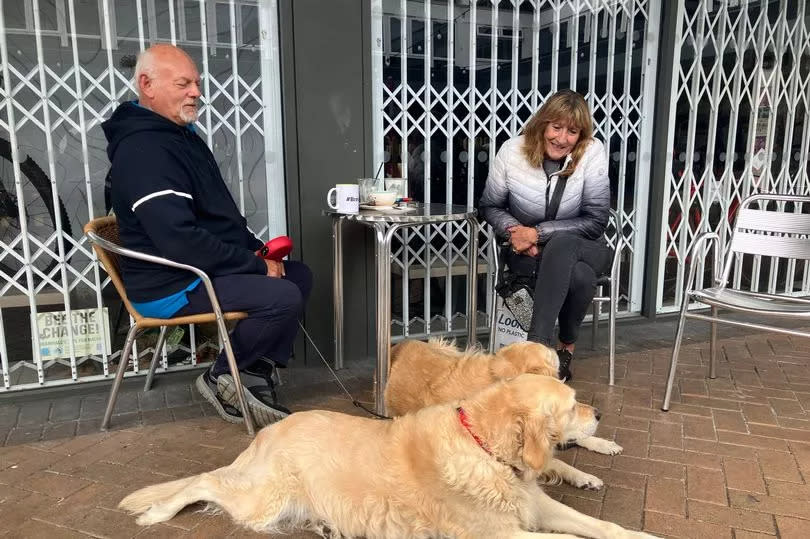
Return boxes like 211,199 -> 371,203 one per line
142,52 -> 201,126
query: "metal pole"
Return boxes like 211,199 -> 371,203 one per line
333,217 -> 344,369
373,223 -> 390,415
465,217 -> 479,346
144,326 -> 168,392
101,326 -> 140,430
488,233 -> 500,353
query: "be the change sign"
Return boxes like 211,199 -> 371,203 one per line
36,308 -> 112,359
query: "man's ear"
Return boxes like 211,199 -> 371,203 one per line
138,73 -> 155,99
521,413 -> 557,472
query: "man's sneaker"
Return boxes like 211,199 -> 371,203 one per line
238,362 -> 291,416
557,349 -> 574,382
257,357 -> 283,386
217,366 -> 290,427
195,369 -> 243,424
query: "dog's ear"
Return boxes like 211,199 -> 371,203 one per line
520,413 -> 558,472
490,356 -> 520,379
527,357 -> 557,378
494,343 -> 557,379
525,345 -> 559,378
491,345 -> 522,379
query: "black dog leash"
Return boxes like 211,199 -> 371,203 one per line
297,322 -> 392,420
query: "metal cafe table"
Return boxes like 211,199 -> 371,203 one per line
325,203 -> 479,415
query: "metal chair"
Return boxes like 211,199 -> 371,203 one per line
487,210 -> 624,385
662,193 -> 810,411
84,216 -> 255,435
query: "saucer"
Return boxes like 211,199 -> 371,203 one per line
359,203 -> 416,213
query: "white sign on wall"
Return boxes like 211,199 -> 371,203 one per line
36,308 -> 111,360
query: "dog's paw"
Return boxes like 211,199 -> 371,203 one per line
623,532 -> 659,539
135,506 -> 174,526
571,472 -> 603,491
601,440 -> 623,455
578,436 -> 623,455
136,512 -> 163,526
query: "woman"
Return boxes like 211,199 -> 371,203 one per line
480,89 -> 611,381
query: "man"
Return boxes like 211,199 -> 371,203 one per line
102,44 -> 312,426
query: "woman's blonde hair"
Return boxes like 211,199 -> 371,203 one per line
521,89 -> 593,176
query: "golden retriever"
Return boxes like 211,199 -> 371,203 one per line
384,339 -> 623,490
120,375 -> 655,539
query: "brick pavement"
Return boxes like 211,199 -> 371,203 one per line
2,326 -> 810,537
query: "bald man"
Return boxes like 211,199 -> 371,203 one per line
102,45 -> 311,427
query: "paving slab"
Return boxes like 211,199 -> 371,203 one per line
1,316 -> 809,537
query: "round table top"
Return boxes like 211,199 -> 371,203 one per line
324,202 -> 477,224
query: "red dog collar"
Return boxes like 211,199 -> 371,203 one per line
457,407 -> 493,456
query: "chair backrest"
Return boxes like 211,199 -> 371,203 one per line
83,216 -> 143,321
729,197 -> 810,259
721,194 -> 810,285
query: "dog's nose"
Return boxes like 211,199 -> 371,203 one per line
594,410 -> 602,421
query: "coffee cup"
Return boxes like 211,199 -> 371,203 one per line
327,184 -> 360,214
384,178 -> 407,199
358,178 -> 384,203
368,190 -> 398,207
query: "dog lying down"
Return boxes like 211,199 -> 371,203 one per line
120,375 -> 655,539
384,339 -> 623,490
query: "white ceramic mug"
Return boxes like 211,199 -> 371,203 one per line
327,184 -> 360,214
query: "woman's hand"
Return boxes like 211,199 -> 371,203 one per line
525,245 -> 540,257
507,225 -> 539,254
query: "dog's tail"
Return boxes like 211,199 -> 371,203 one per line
119,475 -> 201,525
119,428 -> 281,528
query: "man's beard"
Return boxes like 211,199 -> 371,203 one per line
179,104 -> 198,124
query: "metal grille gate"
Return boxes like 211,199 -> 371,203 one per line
371,0 -> 660,340
657,0 -> 810,312
0,0 -> 284,391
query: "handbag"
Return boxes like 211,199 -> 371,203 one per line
502,285 -> 534,332
496,249 -> 537,332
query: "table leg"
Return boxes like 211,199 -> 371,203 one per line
466,217 -> 479,346
487,230 -> 499,353
333,217 -> 344,370
373,223 -> 395,415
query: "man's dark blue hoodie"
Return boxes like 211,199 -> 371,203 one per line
102,102 -> 266,303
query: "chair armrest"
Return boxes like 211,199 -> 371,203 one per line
601,210 -> 622,282
609,232 -> 623,282
684,231 -> 720,292
86,230 -> 229,321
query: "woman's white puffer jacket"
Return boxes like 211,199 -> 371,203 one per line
479,135 -> 610,243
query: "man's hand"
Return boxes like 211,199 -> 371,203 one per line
264,259 -> 285,278
507,225 -> 539,253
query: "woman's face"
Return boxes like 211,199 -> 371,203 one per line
543,119 -> 581,161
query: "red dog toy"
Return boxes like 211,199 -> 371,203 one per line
259,236 -> 293,261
